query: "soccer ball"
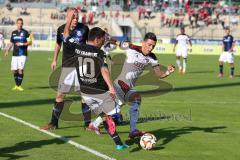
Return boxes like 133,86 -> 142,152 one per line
140,133 -> 157,150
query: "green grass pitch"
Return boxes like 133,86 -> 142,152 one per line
0,51 -> 240,160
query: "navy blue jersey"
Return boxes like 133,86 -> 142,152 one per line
223,35 -> 234,52
10,29 -> 30,56
57,23 -> 89,67
65,37 -> 109,94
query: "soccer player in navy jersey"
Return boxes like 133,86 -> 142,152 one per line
41,8 -> 91,130
218,27 -> 235,78
5,18 -> 32,91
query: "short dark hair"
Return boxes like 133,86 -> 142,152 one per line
144,32 -> 157,42
16,18 -> 23,22
88,27 -> 106,41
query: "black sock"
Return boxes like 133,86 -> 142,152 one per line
219,65 -> 223,74
82,102 -> 91,127
50,101 -> 64,126
17,74 -> 24,86
14,72 -> 19,86
102,116 -> 123,146
230,67 -> 234,76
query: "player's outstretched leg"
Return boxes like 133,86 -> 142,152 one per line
41,93 -> 65,130
128,93 -> 144,139
101,114 -> 128,150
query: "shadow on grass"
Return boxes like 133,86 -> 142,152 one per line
125,126 -> 226,152
0,136 -> 78,160
187,70 -> 215,74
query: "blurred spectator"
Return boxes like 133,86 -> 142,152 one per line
6,3 -> 13,11
20,8 -> 30,16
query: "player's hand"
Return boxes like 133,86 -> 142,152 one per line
4,50 -> 8,57
51,60 -> 57,70
16,42 -> 24,46
109,86 -> 116,99
67,9 -> 76,21
167,64 -> 175,73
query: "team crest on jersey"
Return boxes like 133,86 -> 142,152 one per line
20,32 -> 24,37
77,30 -> 82,37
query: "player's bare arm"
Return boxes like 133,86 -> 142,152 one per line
51,43 -> 61,70
4,42 -> 13,56
153,64 -> 175,78
101,67 -> 116,99
173,40 -> 178,52
63,9 -> 75,39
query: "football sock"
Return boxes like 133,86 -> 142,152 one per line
17,74 -> 24,86
50,101 -> 64,126
82,102 -> 91,127
230,67 -> 234,76
176,59 -> 181,69
219,64 -> 223,74
102,115 -> 123,146
14,72 -> 18,86
183,59 -> 187,72
129,100 -> 141,132
93,116 -> 103,128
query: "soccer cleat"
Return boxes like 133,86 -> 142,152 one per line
86,122 -> 101,135
12,85 -> 18,91
128,129 -> 145,139
40,123 -> 58,130
116,144 -> 129,150
218,73 -> 223,78
16,86 -> 24,91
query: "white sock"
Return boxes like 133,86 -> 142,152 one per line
93,116 -> 103,128
183,59 -> 187,72
176,59 -> 182,69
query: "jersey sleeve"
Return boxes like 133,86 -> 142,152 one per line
101,50 -> 108,68
149,53 -> 160,67
56,27 -> 63,45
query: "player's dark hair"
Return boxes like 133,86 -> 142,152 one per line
144,32 -> 157,42
88,27 -> 106,41
16,18 -> 23,22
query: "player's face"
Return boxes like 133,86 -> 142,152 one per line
181,29 -> 185,34
17,20 -> 23,30
71,12 -> 79,28
225,29 -> 230,35
95,36 -> 105,48
142,39 -> 156,55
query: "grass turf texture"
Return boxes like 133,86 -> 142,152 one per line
0,51 -> 240,160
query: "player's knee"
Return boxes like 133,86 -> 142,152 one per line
56,93 -> 65,102
18,69 -> 23,74
129,93 -> 141,104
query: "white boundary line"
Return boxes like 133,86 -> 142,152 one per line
0,112 -> 116,160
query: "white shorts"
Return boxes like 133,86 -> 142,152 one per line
58,67 -> 80,93
176,48 -> 188,58
219,52 -> 234,63
81,92 -> 115,115
11,56 -> 27,70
